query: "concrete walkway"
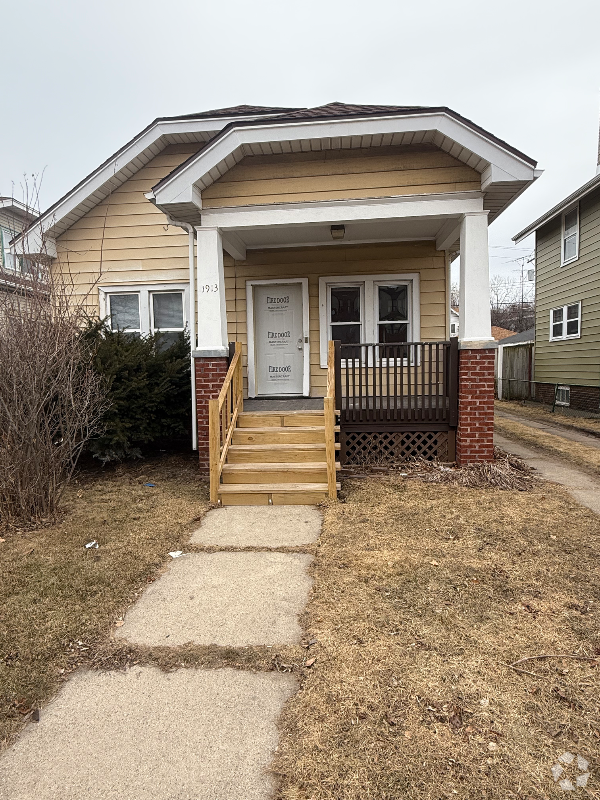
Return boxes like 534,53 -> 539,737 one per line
495,408 -> 600,449
0,506 -> 322,800
495,432 -> 600,516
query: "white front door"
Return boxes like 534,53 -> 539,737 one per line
253,282 -> 306,395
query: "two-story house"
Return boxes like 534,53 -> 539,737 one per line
514,154 -> 600,412
0,198 -> 37,304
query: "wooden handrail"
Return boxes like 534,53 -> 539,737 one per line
324,340 -> 338,500
209,342 -> 243,504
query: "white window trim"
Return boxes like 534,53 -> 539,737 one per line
99,283 -> 190,337
561,204 -> 579,266
549,300 -> 581,342
318,273 -> 420,368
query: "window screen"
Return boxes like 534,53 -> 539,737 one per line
330,286 -> 361,344
109,294 -> 141,332
152,292 -> 184,330
377,285 -> 409,343
562,208 -> 578,263
152,292 -> 184,349
552,307 -> 564,340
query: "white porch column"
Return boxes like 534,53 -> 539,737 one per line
195,227 -> 228,356
458,211 -> 494,346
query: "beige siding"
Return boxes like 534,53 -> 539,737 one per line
534,186 -> 600,386
203,145 -> 481,208
225,241 -> 447,397
54,144 -> 202,302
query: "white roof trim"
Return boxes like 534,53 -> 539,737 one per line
513,172 -> 600,242
150,112 -> 539,208
15,112 -> 288,250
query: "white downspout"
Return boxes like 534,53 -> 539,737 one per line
165,215 -> 197,450
188,226 -> 197,450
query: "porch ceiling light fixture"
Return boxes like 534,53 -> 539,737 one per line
330,224 -> 345,240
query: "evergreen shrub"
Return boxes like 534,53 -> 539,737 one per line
86,323 -> 191,462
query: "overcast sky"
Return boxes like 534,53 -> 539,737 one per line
2,0 -> 599,283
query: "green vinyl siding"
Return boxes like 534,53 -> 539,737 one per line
534,186 -> 600,387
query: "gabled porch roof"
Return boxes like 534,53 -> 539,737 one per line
146,102 -> 541,236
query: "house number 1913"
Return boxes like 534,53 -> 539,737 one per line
201,284 -> 219,293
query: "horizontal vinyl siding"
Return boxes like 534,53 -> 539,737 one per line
203,145 -> 481,208
225,241 -> 447,397
534,187 -> 600,386
54,144 -> 202,302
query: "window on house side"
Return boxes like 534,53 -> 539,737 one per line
103,285 -> 188,345
108,294 -> 141,334
151,291 -> 185,349
1,228 -> 17,271
555,386 -> 570,406
550,301 -> 581,341
562,206 -> 579,265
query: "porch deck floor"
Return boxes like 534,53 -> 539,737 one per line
243,397 -> 325,411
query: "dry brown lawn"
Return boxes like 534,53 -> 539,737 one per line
496,401 -> 600,438
495,416 -> 600,477
273,477 -> 600,800
0,455 -> 210,749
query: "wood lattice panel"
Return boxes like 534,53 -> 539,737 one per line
342,431 -> 449,465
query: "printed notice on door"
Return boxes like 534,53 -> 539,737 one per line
265,293 -> 293,386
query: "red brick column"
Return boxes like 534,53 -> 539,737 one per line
194,356 -> 229,473
456,348 -> 496,465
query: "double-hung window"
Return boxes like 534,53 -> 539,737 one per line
550,301 -> 581,341
319,274 -> 419,366
0,228 -> 16,271
561,206 -> 579,266
101,284 -> 188,347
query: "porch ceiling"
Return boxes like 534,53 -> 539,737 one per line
222,215 -> 456,251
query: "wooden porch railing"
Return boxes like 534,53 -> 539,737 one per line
335,339 -> 458,427
324,340 -> 338,499
208,342 -> 243,503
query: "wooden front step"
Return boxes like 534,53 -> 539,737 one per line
227,443 -> 340,463
222,461 -> 341,484
232,426 -> 327,445
218,482 -> 342,506
237,410 -> 325,428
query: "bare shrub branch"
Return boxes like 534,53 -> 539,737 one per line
0,223 -> 107,525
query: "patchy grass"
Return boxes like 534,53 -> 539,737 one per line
496,400 -> 600,438
495,416 -> 600,476
273,478 -> 600,800
0,454 -> 209,750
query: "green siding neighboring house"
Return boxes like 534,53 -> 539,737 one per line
514,172 -> 600,411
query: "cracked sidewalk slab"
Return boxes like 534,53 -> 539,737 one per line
190,506 -> 322,548
0,666 -> 296,800
116,551 -> 313,646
